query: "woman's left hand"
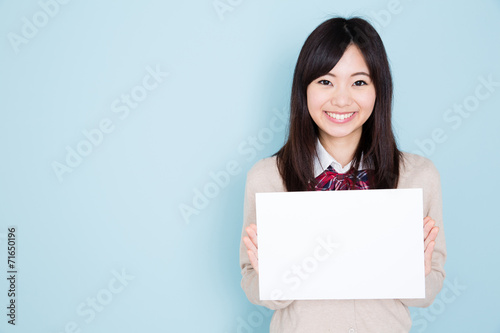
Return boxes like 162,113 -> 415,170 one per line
423,216 -> 439,276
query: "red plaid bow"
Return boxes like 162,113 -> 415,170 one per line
313,165 -> 371,191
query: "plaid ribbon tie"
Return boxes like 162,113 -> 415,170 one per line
313,165 -> 370,191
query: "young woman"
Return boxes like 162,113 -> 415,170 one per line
240,17 -> 446,332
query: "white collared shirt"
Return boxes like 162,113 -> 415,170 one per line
313,139 -> 365,177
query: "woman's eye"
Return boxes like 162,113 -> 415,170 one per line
353,80 -> 367,86
318,79 -> 332,86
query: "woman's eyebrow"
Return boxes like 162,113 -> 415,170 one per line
325,71 -> 371,77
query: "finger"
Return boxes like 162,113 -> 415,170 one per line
424,240 -> 435,276
249,223 -> 258,239
424,226 -> 439,250
248,250 -> 259,275
424,226 -> 439,249
246,226 -> 258,249
243,236 -> 258,257
246,224 -> 257,234
423,216 -> 432,225
423,218 -> 435,239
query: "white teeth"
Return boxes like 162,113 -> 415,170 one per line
326,112 -> 354,120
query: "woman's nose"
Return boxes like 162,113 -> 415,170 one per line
331,86 -> 353,107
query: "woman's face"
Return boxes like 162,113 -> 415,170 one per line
306,44 -> 376,149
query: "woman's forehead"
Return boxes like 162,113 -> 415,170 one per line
326,44 -> 371,76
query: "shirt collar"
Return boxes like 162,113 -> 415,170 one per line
313,139 -> 365,177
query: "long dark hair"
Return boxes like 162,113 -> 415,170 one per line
275,17 -> 402,191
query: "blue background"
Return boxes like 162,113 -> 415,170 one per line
1,0 -> 499,332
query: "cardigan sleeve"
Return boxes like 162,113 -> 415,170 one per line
239,158 -> 294,310
399,155 -> 447,308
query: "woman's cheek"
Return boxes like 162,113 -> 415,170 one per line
357,92 -> 376,109
307,92 -> 322,113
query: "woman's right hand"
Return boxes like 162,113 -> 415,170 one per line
243,223 -> 259,275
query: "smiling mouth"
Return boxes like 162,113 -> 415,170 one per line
325,111 -> 356,121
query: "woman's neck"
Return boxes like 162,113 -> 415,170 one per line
319,133 -> 360,168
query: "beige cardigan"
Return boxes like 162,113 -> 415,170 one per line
239,152 -> 446,333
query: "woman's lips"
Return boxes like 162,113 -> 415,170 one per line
325,111 -> 356,123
